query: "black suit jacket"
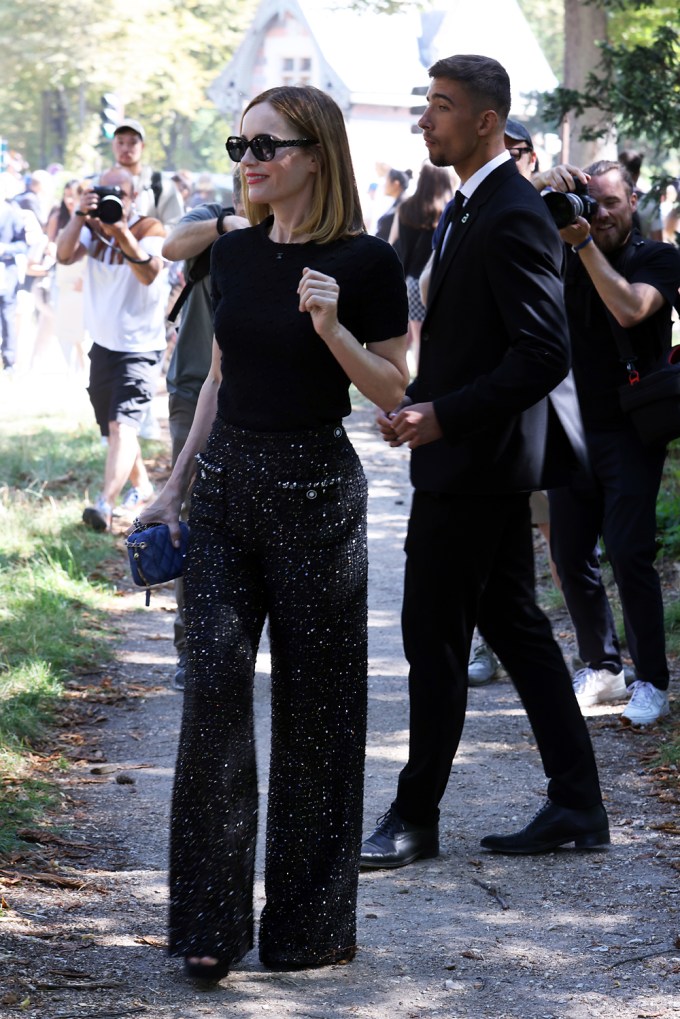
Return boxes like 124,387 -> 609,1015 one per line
409,158 -> 586,494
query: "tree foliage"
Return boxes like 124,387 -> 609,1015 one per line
0,0 -> 426,174
516,0 -> 565,76
343,0 -> 421,10
541,1 -> 679,175
544,23 -> 679,145
0,0 -> 257,172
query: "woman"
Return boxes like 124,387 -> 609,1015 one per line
46,179 -> 79,242
48,180 -> 89,374
374,167 -> 412,241
136,85 -> 409,984
390,163 -> 453,372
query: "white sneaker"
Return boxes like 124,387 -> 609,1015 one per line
620,681 -> 670,727
468,642 -> 500,686
573,667 -> 627,708
118,484 -> 154,513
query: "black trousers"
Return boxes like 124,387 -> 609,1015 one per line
168,391 -> 198,658
549,423 -> 668,690
168,419 -> 368,967
394,490 -> 602,827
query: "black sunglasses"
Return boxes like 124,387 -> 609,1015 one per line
508,146 -> 533,161
225,134 -> 318,163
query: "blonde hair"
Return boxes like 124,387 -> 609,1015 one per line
239,85 -> 364,243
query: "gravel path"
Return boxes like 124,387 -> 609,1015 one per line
2,400 -> 679,1019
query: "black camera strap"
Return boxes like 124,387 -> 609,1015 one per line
602,236 -> 668,381
88,215 -> 155,264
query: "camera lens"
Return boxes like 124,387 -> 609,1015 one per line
96,195 -> 124,224
541,190 -> 584,230
541,187 -> 598,230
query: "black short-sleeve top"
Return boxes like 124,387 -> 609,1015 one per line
565,232 -> 680,427
211,216 -> 408,431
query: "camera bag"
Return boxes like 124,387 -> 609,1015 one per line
616,346 -> 680,446
603,239 -> 680,446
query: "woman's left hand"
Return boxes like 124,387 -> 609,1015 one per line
298,267 -> 340,341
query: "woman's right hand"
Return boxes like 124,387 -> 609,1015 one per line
128,487 -> 186,548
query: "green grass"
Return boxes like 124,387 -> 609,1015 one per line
652,736 -> 680,771
0,420 -> 119,855
656,442 -> 680,559
1,388 -> 680,852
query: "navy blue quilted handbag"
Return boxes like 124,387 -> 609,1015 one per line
125,522 -> 190,605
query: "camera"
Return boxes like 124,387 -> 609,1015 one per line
541,179 -> 598,230
91,185 -> 124,224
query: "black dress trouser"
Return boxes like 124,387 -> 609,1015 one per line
394,489 -> 603,827
549,423 -> 668,690
168,419 -> 368,968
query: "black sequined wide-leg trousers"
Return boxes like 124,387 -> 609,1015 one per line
168,419 -> 368,969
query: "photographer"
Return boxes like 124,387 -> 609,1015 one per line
112,119 -> 183,230
545,160 -> 680,725
56,167 -> 167,532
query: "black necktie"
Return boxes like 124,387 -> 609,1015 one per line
432,190 -> 465,273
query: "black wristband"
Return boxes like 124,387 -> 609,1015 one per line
75,210 -> 86,217
215,214 -> 226,236
121,251 -> 153,265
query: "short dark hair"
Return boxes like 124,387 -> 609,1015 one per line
388,168 -> 412,192
585,159 -> 636,197
428,54 -> 511,123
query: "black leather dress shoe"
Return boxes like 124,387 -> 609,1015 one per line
360,807 -> 439,869
480,800 -> 610,854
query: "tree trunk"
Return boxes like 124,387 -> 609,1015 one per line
563,0 -> 616,166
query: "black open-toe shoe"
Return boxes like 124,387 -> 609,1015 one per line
183,957 -> 231,985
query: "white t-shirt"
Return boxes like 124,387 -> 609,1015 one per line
82,214 -> 166,353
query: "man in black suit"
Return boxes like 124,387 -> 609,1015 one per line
361,54 -> 607,864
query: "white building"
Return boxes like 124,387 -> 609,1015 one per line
209,0 -> 557,217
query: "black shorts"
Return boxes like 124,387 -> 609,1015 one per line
87,343 -> 163,437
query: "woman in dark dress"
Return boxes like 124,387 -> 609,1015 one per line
374,166 -> 412,240
136,85 -> 409,985
391,163 -> 453,372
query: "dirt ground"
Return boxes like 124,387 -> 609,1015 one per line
1,396 -> 680,1019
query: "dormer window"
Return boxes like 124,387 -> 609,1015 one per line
281,56 -> 312,84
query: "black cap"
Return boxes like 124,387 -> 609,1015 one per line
504,118 -> 533,148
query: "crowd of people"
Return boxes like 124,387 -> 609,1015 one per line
0,137 -> 235,387
3,53 -> 680,988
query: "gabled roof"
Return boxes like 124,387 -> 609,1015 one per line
299,0 -> 427,101
209,0 -> 557,115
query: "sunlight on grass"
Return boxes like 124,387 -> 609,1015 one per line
0,663 -> 62,745
0,409 -> 118,854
